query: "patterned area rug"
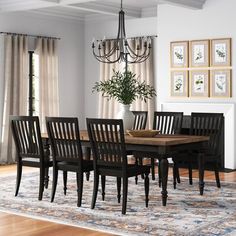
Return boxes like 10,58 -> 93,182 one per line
0,171 -> 236,236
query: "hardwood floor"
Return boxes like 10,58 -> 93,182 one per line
0,164 -> 235,236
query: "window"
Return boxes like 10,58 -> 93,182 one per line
28,51 -> 39,116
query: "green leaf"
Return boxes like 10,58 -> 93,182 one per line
92,69 -> 157,105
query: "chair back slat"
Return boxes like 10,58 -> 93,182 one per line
153,112 -> 183,134
46,117 -> 83,163
190,113 -> 224,154
132,111 -> 148,130
10,116 -> 43,158
87,118 -> 127,168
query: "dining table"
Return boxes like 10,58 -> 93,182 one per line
78,131 -> 209,206
42,131 -> 209,206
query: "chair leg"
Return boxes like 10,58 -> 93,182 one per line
173,162 -> 177,190
122,177 -> 128,215
158,162 -> 162,187
76,172 -> 83,207
51,166 -> 58,203
117,177 -> 121,203
151,158 -> 155,180
101,175 -> 105,201
144,173 -> 149,207
15,162 -> 22,197
215,162 -> 221,188
39,165 -> 45,200
86,172 -> 90,181
139,157 -> 144,179
91,172 -> 99,209
173,161 -> 180,189
85,147 -> 91,181
175,162 -> 181,184
135,157 -> 138,184
188,162 -> 193,185
63,171 -> 67,195
44,167 -> 49,189
135,156 -> 144,184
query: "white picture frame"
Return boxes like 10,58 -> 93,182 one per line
190,70 -> 209,97
190,40 -> 209,67
170,71 -> 188,97
211,38 -> 231,67
170,41 -> 189,68
210,69 -> 231,97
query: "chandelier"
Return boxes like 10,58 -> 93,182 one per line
92,0 -> 152,65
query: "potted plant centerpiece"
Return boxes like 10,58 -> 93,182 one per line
93,69 -> 156,130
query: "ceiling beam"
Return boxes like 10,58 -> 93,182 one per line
0,1 -> 58,12
0,0 -> 141,18
160,0 -> 206,9
61,3 -> 141,18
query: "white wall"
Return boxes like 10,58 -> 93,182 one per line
157,0 -> 236,169
0,13 -> 85,127
157,0 -> 235,106
84,17 -> 158,121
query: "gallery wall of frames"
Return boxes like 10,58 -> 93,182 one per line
170,38 -> 232,98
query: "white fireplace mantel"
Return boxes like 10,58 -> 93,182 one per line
161,102 -> 235,170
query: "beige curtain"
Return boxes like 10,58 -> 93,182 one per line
98,38 -> 155,128
36,38 -> 59,132
129,38 -> 155,128
98,40 -> 121,118
0,35 -> 28,164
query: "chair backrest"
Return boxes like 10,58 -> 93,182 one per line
190,112 -> 224,154
46,117 -> 83,163
132,111 -> 148,130
10,116 -> 44,159
86,118 -> 127,168
153,111 -> 183,134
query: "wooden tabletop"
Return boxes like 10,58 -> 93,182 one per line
79,130 -> 209,146
42,131 -> 209,147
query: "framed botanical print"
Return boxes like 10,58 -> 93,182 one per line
211,38 -> 231,66
190,40 -> 209,67
170,71 -> 188,97
210,69 -> 231,97
170,41 -> 189,68
190,70 -> 209,97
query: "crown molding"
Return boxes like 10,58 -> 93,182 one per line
159,0 -> 206,9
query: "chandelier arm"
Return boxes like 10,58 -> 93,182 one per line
93,42 -> 119,59
93,49 -> 121,63
126,42 -> 150,58
91,0 -> 151,65
126,50 -> 150,63
93,54 -> 116,63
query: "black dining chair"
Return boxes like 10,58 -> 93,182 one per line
10,116 -> 53,200
86,118 -> 150,215
174,112 -> 224,188
132,111 -> 148,130
135,112 -> 183,185
152,112 -> 183,186
132,111 -> 148,183
46,117 -> 93,207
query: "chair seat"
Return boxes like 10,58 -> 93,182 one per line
175,150 -> 219,161
57,160 -> 93,172
98,164 -> 150,178
22,157 -> 53,168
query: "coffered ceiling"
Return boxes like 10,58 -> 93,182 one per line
0,0 -> 207,22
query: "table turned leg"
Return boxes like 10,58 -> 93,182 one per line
85,147 -> 91,181
43,140 -> 50,188
160,158 -> 169,206
198,153 -> 205,195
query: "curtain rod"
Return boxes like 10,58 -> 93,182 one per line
0,31 -> 60,40
96,35 -> 157,41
